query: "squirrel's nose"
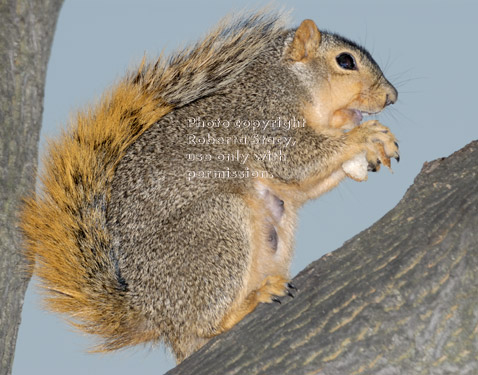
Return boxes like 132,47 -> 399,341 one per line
384,85 -> 398,107
385,94 -> 393,106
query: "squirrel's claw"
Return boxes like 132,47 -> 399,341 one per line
367,161 -> 380,172
272,282 -> 297,303
286,282 -> 297,298
393,142 -> 400,162
368,158 -> 382,172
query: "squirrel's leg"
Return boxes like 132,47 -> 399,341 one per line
217,184 -> 297,333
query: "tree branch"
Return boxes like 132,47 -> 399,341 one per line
168,140 -> 478,375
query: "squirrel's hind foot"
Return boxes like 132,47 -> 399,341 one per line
218,275 -> 294,332
257,275 -> 296,304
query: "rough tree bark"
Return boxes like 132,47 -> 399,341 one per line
0,1 -> 63,374
168,140 -> 478,375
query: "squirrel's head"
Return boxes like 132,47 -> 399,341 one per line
285,19 -> 398,131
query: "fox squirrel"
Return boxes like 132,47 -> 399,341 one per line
21,11 -> 399,362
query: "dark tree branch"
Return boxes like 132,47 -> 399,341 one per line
168,140 -> 478,375
0,1 -> 63,374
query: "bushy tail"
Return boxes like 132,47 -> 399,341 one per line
21,81 -> 173,349
20,10 -> 287,350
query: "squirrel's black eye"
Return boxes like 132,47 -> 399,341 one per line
336,53 -> 357,70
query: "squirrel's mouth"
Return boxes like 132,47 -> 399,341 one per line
329,107 -> 383,130
349,109 -> 381,127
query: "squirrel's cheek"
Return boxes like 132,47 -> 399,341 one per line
301,103 -> 328,131
330,108 -> 362,130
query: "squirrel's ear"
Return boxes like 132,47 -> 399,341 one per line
287,19 -> 321,62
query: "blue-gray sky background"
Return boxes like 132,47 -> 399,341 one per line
13,1 -> 478,374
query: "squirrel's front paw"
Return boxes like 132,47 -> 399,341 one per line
256,275 -> 296,304
346,120 -> 399,178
